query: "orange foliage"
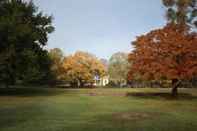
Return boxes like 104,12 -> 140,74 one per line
128,24 -> 197,81
63,51 -> 106,85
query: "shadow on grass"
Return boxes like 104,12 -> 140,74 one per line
0,87 -> 66,97
0,105 -> 41,129
126,92 -> 197,100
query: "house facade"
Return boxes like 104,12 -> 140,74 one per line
94,75 -> 109,86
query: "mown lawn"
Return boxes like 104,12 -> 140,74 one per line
0,87 -> 197,131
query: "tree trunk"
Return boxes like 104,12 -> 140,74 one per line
5,82 -> 9,88
10,75 -> 16,86
171,79 -> 180,96
80,81 -> 84,88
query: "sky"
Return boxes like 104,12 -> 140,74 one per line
32,0 -> 167,59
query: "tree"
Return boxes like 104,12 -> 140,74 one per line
62,51 -> 106,87
108,52 -> 130,87
162,0 -> 197,28
0,0 -> 54,86
49,48 -> 65,81
128,24 -> 197,96
100,58 -> 108,70
18,49 -> 53,84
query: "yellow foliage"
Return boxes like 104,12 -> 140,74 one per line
62,51 -> 106,85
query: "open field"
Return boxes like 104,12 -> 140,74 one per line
0,87 -> 197,131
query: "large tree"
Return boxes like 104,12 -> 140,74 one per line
0,0 -> 54,86
108,52 -> 130,86
128,24 -> 197,96
0,0 -> 54,85
62,51 -> 106,87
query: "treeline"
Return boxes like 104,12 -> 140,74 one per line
128,80 -> 197,88
49,49 -> 106,87
0,0 -> 196,93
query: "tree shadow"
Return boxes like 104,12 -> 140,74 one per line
126,92 -> 197,100
0,105 -> 40,129
0,87 -> 67,97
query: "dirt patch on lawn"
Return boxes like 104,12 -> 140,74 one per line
112,112 -> 154,121
88,92 -> 126,97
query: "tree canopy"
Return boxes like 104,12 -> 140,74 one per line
0,0 -> 54,86
108,52 -> 130,86
128,0 -> 197,96
49,48 -> 65,81
128,24 -> 197,95
162,0 -> 197,28
62,51 -> 106,87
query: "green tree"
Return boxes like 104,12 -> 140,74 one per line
49,48 -> 65,81
0,0 -> 54,87
108,52 -> 130,87
162,0 -> 197,28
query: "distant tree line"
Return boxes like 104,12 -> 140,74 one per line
49,49 -> 106,87
0,0 -> 196,93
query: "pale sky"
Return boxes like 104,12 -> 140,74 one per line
32,0 -> 167,59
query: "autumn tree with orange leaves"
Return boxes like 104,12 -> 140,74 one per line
128,0 -> 197,96
62,51 -> 106,87
128,24 -> 197,96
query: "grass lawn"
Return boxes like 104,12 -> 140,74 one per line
0,87 -> 197,131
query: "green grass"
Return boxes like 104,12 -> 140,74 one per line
0,87 -> 197,131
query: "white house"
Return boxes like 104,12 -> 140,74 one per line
94,75 -> 109,86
